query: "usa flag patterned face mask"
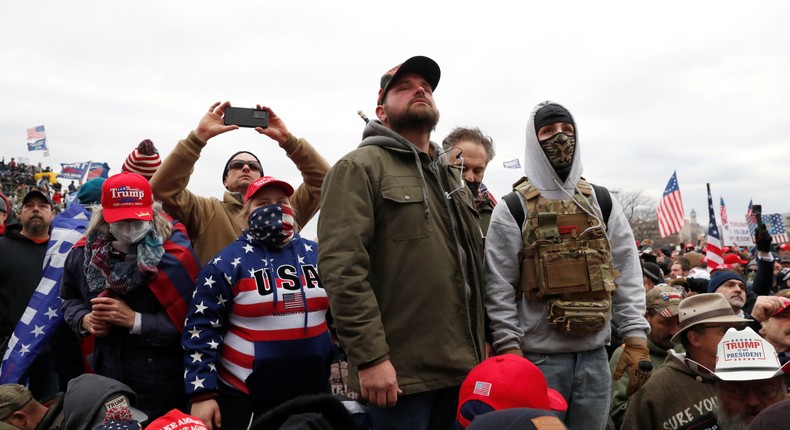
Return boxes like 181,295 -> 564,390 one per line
246,203 -> 295,249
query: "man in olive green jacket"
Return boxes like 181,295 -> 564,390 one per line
318,56 -> 485,430
150,102 -> 329,265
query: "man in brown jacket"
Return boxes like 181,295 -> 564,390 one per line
150,102 -> 329,264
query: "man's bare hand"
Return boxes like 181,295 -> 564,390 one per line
90,297 -> 136,329
359,359 -> 401,408
254,105 -> 290,145
752,296 -> 790,322
82,312 -> 112,337
191,399 -> 221,430
194,101 -> 239,143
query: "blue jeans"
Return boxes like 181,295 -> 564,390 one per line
524,347 -> 611,430
367,386 -> 459,430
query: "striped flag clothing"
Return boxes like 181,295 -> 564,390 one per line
747,212 -> 789,245
705,184 -> 724,270
182,234 -> 333,401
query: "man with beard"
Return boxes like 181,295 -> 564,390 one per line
609,285 -> 683,428
441,127 -> 497,235
708,269 -> 761,332
681,326 -> 789,429
318,56 -> 485,430
622,294 -> 751,430
0,190 -> 57,398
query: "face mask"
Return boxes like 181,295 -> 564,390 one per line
464,179 -> 482,198
109,220 -> 153,244
247,203 -> 295,249
538,132 -> 576,169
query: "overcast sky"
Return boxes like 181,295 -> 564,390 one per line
2,1 -> 788,238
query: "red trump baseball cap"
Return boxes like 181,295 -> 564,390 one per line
101,172 -> 154,223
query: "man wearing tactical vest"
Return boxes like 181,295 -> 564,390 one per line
484,101 -> 651,430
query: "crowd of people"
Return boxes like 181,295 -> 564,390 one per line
1,55 -> 790,430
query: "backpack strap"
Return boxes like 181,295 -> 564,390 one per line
591,183 -> 612,227
503,191 -> 525,228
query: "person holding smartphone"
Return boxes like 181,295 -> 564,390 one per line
150,102 -> 329,265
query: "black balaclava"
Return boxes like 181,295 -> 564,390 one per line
534,104 -> 576,183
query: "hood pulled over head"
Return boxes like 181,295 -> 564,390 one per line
524,101 -> 584,199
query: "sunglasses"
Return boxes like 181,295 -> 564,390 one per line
719,380 -> 782,401
228,160 -> 262,172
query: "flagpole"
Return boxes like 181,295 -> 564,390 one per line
81,160 -> 92,184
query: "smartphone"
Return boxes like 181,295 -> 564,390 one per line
753,204 -> 762,225
224,107 -> 269,128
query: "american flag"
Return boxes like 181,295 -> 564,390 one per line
27,125 -> 46,140
26,125 -> 48,152
283,292 -> 305,310
473,381 -> 492,396
657,171 -> 685,238
705,184 -> 724,270
1,202 -> 90,383
748,213 -> 789,245
764,213 -> 789,244
720,197 -> 729,226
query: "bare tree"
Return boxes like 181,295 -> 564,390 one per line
611,189 -> 664,244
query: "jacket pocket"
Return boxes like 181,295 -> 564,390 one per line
380,183 -> 431,241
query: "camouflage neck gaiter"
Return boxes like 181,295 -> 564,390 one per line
539,132 -> 576,170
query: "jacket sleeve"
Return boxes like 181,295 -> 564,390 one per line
751,253 -> 775,296
59,247 -> 91,336
317,159 -> 388,367
608,347 -> 629,429
601,194 -> 649,340
149,132 -> 217,241
183,260 -> 232,397
484,201 -> 525,353
280,134 -> 330,231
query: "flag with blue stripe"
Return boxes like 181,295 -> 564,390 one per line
0,202 -> 90,383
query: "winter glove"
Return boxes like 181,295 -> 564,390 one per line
755,223 -> 772,253
613,337 -> 653,396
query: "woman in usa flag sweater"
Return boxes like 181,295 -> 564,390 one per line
182,176 -> 334,430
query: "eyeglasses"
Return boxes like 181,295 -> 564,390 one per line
228,160 -> 262,172
746,269 -> 757,273
699,323 -> 744,333
719,380 -> 782,401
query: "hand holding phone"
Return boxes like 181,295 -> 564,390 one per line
224,107 -> 269,128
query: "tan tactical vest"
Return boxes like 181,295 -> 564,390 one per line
514,177 -> 620,335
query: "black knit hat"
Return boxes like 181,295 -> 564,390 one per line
222,151 -> 263,186
534,104 -> 574,133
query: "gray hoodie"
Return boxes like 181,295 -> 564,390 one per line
484,101 -> 648,354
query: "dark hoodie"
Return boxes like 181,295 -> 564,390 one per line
0,222 -> 48,337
